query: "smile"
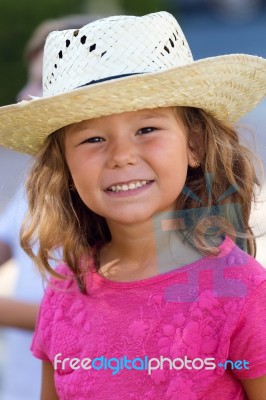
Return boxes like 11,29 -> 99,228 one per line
107,180 -> 153,192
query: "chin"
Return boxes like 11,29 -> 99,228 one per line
106,210 -> 156,225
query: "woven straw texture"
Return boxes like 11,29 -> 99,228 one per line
0,11 -> 266,155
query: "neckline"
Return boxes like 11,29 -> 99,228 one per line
90,236 -> 235,289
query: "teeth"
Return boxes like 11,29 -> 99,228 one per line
108,180 -> 150,192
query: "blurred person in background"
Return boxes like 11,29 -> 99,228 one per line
0,14 -> 102,400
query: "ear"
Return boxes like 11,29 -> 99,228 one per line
188,150 -> 200,168
187,129 -> 204,168
188,149 -> 200,168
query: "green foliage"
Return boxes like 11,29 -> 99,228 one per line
121,0 -> 171,15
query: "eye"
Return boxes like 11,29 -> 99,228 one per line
137,127 -> 156,135
80,136 -> 105,144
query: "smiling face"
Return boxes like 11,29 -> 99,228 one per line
64,107 -> 196,227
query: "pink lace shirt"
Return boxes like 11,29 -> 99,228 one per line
31,237 -> 266,399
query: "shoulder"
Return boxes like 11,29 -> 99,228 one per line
45,263 -> 80,298
204,239 -> 266,379
31,263 -> 83,361
213,237 -> 266,297
36,264 -> 80,323
197,237 -> 266,327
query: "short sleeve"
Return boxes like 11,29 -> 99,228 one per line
229,280 -> 266,379
31,264 -> 74,362
30,284 -> 56,362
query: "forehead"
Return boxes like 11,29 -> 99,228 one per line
65,107 -> 179,135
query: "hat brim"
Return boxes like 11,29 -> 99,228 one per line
0,54 -> 266,155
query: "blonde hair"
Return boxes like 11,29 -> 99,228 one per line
21,107 -> 262,293
175,107 -> 261,256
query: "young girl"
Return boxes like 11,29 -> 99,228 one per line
0,11 -> 266,400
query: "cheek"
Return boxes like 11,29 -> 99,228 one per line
72,172 -> 96,202
163,141 -> 189,189
73,177 -> 99,213
152,136 -> 189,170
66,149 -> 93,181
69,161 -> 101,208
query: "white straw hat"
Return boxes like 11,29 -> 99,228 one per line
0,11 -> 266,155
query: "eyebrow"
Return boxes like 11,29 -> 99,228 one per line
67,112 -> 171,135
66,121 -> 93,135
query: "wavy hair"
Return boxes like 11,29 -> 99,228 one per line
20,107 -> 262,293
175,107 -> 262,257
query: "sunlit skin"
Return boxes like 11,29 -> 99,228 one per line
65,107 -> 198,280
65,107 -> 196,223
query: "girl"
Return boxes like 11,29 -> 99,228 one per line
0,11 -> 266,400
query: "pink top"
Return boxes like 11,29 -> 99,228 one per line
31,237 -> 266,399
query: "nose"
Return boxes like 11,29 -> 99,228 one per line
107,138 -> 138,168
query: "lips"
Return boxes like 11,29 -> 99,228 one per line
106,180 -> 153,193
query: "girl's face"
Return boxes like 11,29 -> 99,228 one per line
65,107 -> 196,226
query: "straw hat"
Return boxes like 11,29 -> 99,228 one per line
0,11 -> 266,155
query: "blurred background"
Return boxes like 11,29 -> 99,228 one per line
0,0 -> 265,396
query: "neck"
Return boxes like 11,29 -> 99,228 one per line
98,211 -> 203,281
99,219 -> 156,279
